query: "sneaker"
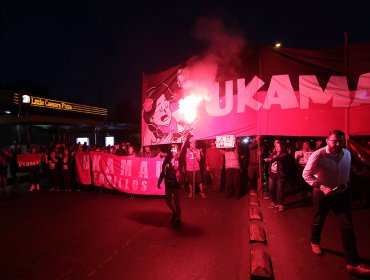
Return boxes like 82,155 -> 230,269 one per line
262,193 -> 270,200
310,243 -> 322,255
188,192 -> 193,198
346,264 -> 370,275
49,188 -> 55,192
36,184 -> 40,191
277,205 -> 285,212
268,202 -> 278,208
29,185 -> 35,192
200,192 -> 206,199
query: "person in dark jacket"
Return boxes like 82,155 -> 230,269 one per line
264,140 -> 290,212
61,148 -> 72,191
158,134 -> 191,226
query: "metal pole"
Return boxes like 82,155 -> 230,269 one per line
257,46 -> 264,196
344,32 -> 350,144
257,138 -> 262,197
192,156 -> 195,199
17,96 -> 22,145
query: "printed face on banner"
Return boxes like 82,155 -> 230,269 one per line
142,51 -> 370,138
142,69 -> 194,145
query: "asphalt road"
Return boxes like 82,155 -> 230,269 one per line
0,184 -> 369,280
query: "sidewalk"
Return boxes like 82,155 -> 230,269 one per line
255,190 -> 370,280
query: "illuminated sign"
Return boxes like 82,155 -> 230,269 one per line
30,97 -> 73,110
22,95 -> 31,104
14,93 -> 107,116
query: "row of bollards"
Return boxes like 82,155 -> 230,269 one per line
248,190 -> 274,279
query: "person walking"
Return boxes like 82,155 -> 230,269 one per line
264,140 -> 290,212
157,134 -> 191,226
303,130 -> 370,276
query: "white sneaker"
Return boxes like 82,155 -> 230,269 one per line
36,184 -> 40,191
310,243 -> 322,255
347,264 -> 370,275
29,185 -> 35,192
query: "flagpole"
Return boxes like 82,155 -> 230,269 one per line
257,46 -> 263,197
141,71 -> 145,152
344,32 -> 350,144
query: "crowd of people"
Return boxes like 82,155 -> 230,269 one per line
0,135 -> 369,205
1,131 -> 370,275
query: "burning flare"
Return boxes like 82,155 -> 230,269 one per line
179,94 -> 203,123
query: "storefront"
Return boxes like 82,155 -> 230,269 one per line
0,90 -> 139,148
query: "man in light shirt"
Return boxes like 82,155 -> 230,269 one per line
303,130 -> 370,276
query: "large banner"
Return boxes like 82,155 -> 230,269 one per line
141,44 -> 370,145
75,152 -> 165,195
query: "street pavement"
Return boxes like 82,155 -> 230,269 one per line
0,184 -> 369,280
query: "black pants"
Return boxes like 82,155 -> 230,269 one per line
225,168 -> 240,196
311,189 -> 360,266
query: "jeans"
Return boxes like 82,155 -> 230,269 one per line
269,176 -> 286,205
311,189 -> 360,266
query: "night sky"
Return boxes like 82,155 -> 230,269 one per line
1,0 -> 370,124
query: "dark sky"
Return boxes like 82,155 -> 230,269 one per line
1,0 -> 370,123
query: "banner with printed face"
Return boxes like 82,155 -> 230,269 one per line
142,44 -> 370,145
75,152 -> 165,195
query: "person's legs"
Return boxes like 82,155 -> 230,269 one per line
225,169 -> 233,197
165,188 -> 176,214
214,168 -> 222,192
268,177 -> 277,204
63,170 -> 71,191
0,173 -> 6,197
209,168 -> 221,192
247,164 -> 258,191
196,171 -> 206,198
276,177 -> 286,206
333,191 -> 360,266
50,169 -> 58,190
34,171 -> 40,190
172,188 -> 182,221
232,168 -> 241,198
1,167 -> 7,190
186,171 -> 194,197
311,190 -> 330,245
29,172 -> 35,191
